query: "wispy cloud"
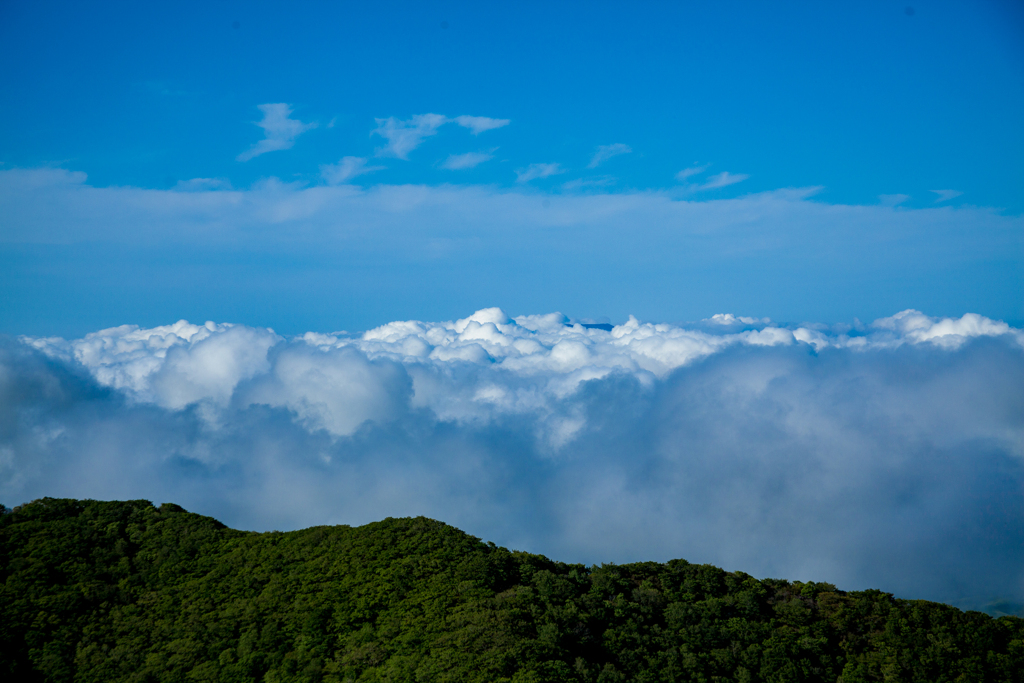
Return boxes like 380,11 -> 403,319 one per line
562,176 -> 616,191
237,103 -> 317,162
441,150 -> 495,170
516,162 -> 565,183
319,157 -> 385,185
700,171 -> 748,190
371,114 -> 449,159
370,114 -> 510,159
587,143 -> 632,169
454,115 -> 510,135
931,189 -> 964,203
681,170 -> 750,192
173,178 -> 232,192
880,193 -> 910,207
676,163 -> 710,181
6,167 -> 1018,279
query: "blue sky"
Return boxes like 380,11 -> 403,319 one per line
2,1 -> 1024,612
3,0 -> 1022,205
1,0 -> 1023,335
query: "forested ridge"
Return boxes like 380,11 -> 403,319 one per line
1,499 -> 1022,682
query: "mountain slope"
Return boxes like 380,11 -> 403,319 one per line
1,498 -> 1022,682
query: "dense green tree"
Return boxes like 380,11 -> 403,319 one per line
2,499 -> 1021,682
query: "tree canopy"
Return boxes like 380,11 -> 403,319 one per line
2,498 -> 1022,682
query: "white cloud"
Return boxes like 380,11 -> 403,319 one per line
2,167 -> 1017,271
453,115 -> 510,135
931,189 -> 964,203
587,143 -> 632,169
879,193 -> 910,206
173,178 -> 232,192
441,150 -> 495,170
371,114 -> 449,159
24,307 -> 1023,437
149,326 -> 279,410
8,308 -> 1024,610
562,176 -> 616,191
705,313 -> 770,326
691,171 -> 750,191
676,163 -> 709,180
869,309 -> 1017,349
674,166 -> 748,191
370,114 -> 509,158
2,168 -> 1020,335
3,168 -> 1023,611
319,156 -> 385,185
243,344 -> 410,436
237,103 -> 317,162
516,162 -> 565,183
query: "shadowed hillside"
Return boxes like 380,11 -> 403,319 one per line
1,498 -> 1022,682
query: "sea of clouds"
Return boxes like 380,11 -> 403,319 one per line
3,307 -> 1023,612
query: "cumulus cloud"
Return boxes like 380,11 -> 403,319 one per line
441,150 -> 495,170
319,156 -> 385,185
932,189 -> 964,203
516,162 -> 565,183
453,115 -> 510,135
237,103 -> 317,162
588,143 -> 632,169
7,307 -> 1024,613
25,308 -> 1021,424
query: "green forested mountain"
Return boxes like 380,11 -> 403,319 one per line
1,499 -> 1022,682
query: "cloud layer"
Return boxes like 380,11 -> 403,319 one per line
2,168 -> 1021,338
5,308 -> 1023,612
